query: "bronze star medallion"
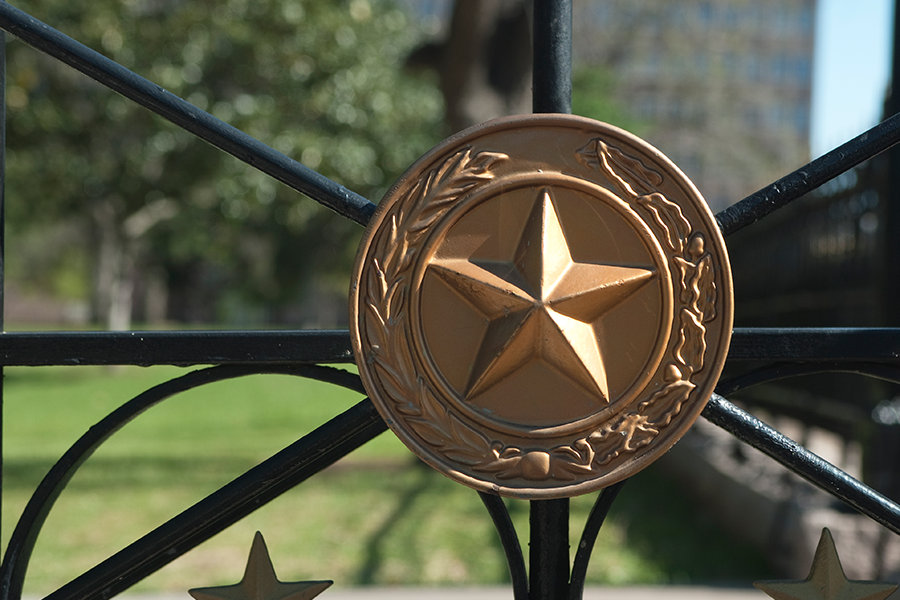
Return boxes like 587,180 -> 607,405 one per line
350,114 -> 733,498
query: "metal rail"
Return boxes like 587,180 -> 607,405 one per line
1,327 -> 899,366
0,330 -> 355,365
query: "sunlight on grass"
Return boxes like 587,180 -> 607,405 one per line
2,366 -> 769,595
2,364 -> 404,461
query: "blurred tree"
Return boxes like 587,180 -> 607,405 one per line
571,67 -> 646,134
5,0 -> 444,328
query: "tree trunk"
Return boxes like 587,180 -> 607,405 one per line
409,0 -> 533,133
106,249 -> 135,331
91,198 -> 135,331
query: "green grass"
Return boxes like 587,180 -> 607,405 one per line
1,365 -> 769,596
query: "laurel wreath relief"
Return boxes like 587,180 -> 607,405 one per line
362,147 -> 508,472
361,140 -> 719,485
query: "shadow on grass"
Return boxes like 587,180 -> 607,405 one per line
350,461 -> 511,585
605,464 -> 772,584
3,456 -> 259,491
3,455 -> 770,586
353,461 -> 433,585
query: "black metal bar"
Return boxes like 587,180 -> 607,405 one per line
702,394 -> 900,535
529,499 -> 569,600
0,330 -> 353,366
7,327 -> 900,367
532,0 -> 572,114
716,111 -> 900,236
44,397 -> 386,600
0,365 -> 368,600
883,0 -> 900,330
479,493 -> 528,600
0,3 -> 376,226
728,328 -> 900,362
530,3 -> 573,597
0,18 -> 6,551
568,481 -> 626,600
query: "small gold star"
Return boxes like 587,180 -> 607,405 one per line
754,528 -> 898,600
189,532 -> 332,600
430,188 -> 655,401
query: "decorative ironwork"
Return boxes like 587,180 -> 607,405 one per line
0,2 -> 896,600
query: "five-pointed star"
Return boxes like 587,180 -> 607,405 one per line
189,532 -> 332,600
754,528 -> 898,600
430,188 -> 655,401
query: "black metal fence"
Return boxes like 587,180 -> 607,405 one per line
0,2 -> 899,600
726,121 -> 900,501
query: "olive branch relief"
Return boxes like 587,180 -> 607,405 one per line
362,147 -> 509,468
537,138 -> 723,473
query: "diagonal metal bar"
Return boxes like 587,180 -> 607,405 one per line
0,2 -> 376,226
716,111 -> 900,236
43,398 -> 386,600
702,394 -> 900,535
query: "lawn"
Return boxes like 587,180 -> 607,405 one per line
1,365 -> 769,596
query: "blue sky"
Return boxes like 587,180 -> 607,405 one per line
812,0 -> 894,157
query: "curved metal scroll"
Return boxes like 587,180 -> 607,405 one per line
0,364 -> 384,600
479,493 -> 528,600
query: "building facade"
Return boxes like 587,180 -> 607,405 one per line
574,1 -> 816,212
401,0 -> 816,213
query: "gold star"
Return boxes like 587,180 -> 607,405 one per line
189,532 -> 332,600
754,528 -> 898,600
430,188 -> 655,401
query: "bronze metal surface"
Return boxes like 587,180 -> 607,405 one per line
754,528 -> 898,600
350,114 -> 733,498
189,532 -> 332,600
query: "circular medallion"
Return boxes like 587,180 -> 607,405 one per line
350,114 -> 733,498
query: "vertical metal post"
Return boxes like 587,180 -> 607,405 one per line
529,498 -> 569,600
0,20 -> 7,546
532,0 -> 572,114
871,0 -> 900,499
884,0 -> 900,323
879,0 -> 900,501
530,1 -> 573,599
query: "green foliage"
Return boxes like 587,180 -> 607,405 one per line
6,0 -> 444,318
572,66 -> 645,134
